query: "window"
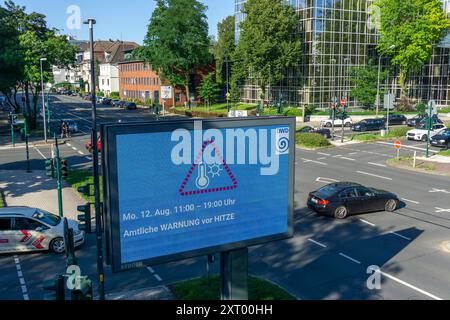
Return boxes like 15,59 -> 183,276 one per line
356,188 -> 374,197
339,188 -> 358,199
32,209 -> 60,226
13,218 -> 45,231
0,218 -> 11,231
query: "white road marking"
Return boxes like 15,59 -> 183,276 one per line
435,207 -> 450,213
85,156 -> 92,161
339,253 -> 361,265
359,219 -> 376,227
317,152 -> 331,156
349,152 -> 358,155
317,157 -> 327,160
401,198 -> 420,205
429,188 -> 450,194
379,271 -> 442,300
147,266 -> 154,273
339,157 -> 356,161
78,151 -> 84,155
66,143 -> 72,147
13,255 -> 29,300
390,231 -> 411,241
71,147 -> 78,151
66,112 -> 92,124
308,238 -> 327,248
316,177 -> 339,184
33,147 -> 47,159
368,162 -> 387,168
375,141 -> 439,154
357,171 -> 392,181
301,158 -> 328,166
154,274 -> 162,282
333,154 -> 343,158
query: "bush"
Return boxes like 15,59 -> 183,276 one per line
110,92 -> 120,99
386,127 -> 409,138
304,105 -> 316,115
296,133 -> 331,148
284,108 -> 302,117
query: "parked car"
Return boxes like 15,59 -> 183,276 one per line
407,115 -> 427,127
86,136 -> 101,153
119,101 -> 127,108
307,182 -> 399,219
124,102 -> 137,110
430,129 -> 450,149
320,117 -> 353,128
62,120 -> 78,134
417,115 -> 443,128
406,124 -> 446,141
351,119 -> 385,132
0,207 -> 84,254
383,114 -> 407,126
298,126 -> 331,139
111,99 -> 121,107
102,98 -> 112,105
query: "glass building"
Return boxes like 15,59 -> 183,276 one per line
235,0 -> 450,109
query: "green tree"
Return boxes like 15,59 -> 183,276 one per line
348,61 -> 389,110
376,0 -> 450,108
197,72 -> 220,109
212,16 -> 235,86
139,0 -> 212,108
234,0 -> 302,105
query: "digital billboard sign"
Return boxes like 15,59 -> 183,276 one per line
103,117 -> 295,272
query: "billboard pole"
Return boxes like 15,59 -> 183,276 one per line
220,248 -> 248,300
84,18 -> 105,300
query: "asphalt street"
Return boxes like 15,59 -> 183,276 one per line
0,94 -> 449,300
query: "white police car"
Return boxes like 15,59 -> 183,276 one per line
0,207 -> 84,254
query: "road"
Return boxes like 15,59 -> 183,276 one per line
0,94 -> 449,300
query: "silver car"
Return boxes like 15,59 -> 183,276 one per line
0,207 -> 84,254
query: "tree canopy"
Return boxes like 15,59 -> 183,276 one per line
139,0 -> 212,106
212,15 -> 235,85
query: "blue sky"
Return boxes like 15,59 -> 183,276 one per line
13,0 -> 234,44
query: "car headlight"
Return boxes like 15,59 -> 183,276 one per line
440,140 -> 446,143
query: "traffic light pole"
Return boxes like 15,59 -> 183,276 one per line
10,114 -> 15,148
54,134 -> 63,218
86,18 -> 105,300
25,119 -> 31,173
426,101 -> 433,158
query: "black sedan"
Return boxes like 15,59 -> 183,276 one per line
298,126 -> 331,139
430,129 -> 450,149
383,114 -> 407,125
307,182 -> 399,219
111,100 -> 121,107
124,102 -> 137,110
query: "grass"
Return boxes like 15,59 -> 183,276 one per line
438,107 -> 450,114
170,275 -> 296,300
439,149 -> 450,156
351,126 -> 409,142
387,156 -> 435,171
173,103 -> 256,115
0,192 -> 4,208
312,110 -> 417,116
65,169 -> 103,203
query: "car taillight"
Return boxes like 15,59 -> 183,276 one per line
317,199 -> 329,206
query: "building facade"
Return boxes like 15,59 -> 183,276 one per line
118,60 -> 187,107
235,0 -> 450,109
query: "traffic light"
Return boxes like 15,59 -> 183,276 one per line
77,203 -> 92,233
71,276 -> 93,300
60,159 -> 68,178
45,159 -> 55,179
43,275 -> 65,300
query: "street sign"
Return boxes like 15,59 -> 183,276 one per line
102,118 -> 295,272
340,99 -> 346,107
228,110 -> 248,118
428,100 -> 437,116
394,140 -> 402,149
161,86 -> 172,100
384,93 -> 395,110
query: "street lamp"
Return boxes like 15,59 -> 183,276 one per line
331,58 -> 336,141
376,44 -> 396,118
40,57 -> 48,142
83,17 -> 105,301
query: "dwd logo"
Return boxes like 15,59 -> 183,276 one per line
275,127 -> 290,155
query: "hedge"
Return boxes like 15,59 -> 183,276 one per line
296,133 -> 331,148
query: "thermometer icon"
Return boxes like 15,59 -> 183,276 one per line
195,163 -> 210,189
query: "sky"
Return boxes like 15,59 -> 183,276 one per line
11,0 -> 234,44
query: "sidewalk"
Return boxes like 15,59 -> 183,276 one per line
0,170 -> 84,220
106,286 -> 174,300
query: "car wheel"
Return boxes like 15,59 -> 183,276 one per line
345,122 -> 352,128
334,206 -> 348,219
385,199 -> 398,212
421,135 -> 428,142
447,142 -> 450,150
402,121 -> 407,125
325,123 -> 332,128
50,237 -> 65,254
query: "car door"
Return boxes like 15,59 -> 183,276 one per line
339,188 -> 365,215
356,187 -> 382,212
0,217 -> 13,252
12,217 -> 49,252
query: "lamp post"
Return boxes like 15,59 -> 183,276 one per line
83,18 -> 105,301
226,56 -> 230,111
40,58 -> 48,142
383,45 -> 396,131
331,58 -> 336,141
342,57 -> 351,143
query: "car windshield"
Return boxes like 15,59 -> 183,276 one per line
314,185 -> 340,198
441,130 -> 450,137
32,209 -> 61,226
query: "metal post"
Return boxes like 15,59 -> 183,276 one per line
376,55 -> 382,118
426,101 -> 432,158
10,115 -> 15,148
40,58 -> 48,142
25,119 -> 31,173
331,58 -> 336,141
54,135 -> 63,218
226,57 -> 230,112
220,248 -> 248,300
85,18 -> 105,300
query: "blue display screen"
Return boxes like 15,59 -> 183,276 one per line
114,123 -> 292,264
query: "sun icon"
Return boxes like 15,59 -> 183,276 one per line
208,163 -> 223,178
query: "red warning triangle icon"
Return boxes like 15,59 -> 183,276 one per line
179,140 -> 238,196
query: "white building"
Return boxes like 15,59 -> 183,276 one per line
99,62 -> 119,95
